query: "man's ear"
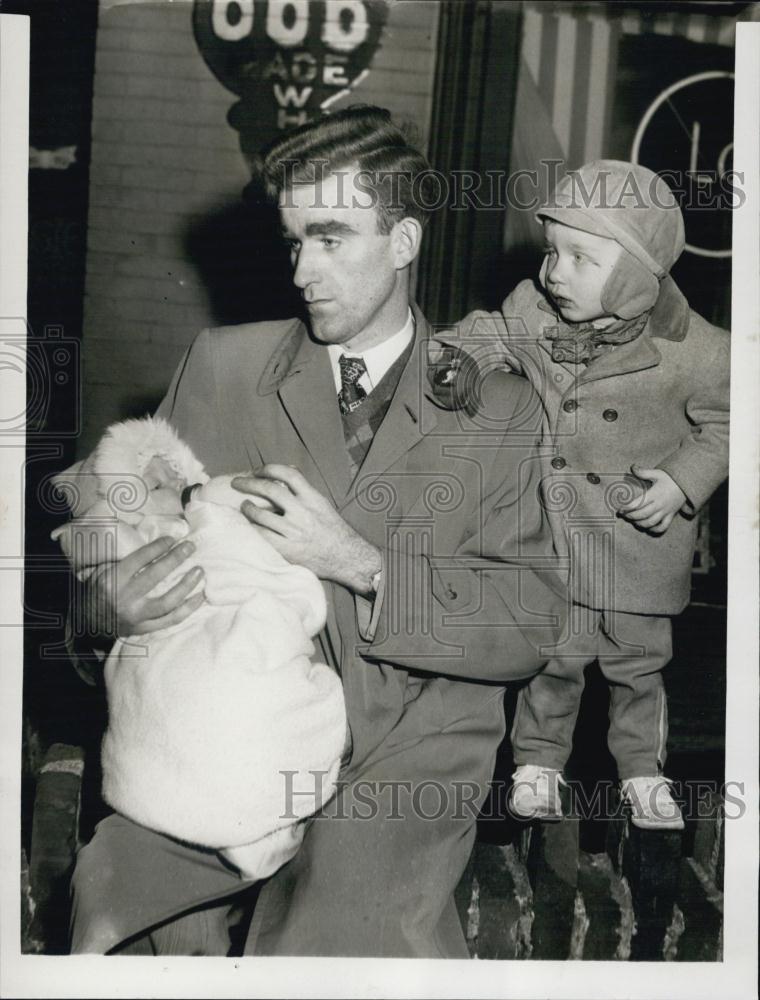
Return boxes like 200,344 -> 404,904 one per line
391,217 -> 423,270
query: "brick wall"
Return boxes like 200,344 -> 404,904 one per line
80,0 -> 440,456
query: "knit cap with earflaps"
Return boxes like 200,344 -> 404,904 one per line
537,160 -> 686,320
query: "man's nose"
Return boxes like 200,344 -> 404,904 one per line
292,245 -> 318,290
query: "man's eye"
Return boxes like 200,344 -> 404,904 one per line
542,246 -> 557,257
284,239 -> 300,253
573,252 -> 586,264
321,237 -> 340,249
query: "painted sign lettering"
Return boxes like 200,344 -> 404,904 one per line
193,0 -> 387,161
631,71 -> 736,259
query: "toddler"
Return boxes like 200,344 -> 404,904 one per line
458,160 -> 729,828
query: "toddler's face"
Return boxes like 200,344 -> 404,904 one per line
541,221 -> 622,325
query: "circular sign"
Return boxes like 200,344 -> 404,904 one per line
631,71 -> 735,259
193,0 -> 388,162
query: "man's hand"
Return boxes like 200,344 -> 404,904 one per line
83,536 -> 205,639
232,465 -> 381,594
617,466 -> 687,535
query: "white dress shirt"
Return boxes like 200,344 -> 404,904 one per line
327,309 -> 415,396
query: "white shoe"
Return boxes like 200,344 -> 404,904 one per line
620,776 -> 684,830
510,764 -> 566,820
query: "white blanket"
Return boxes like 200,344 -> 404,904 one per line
52,420 -> 347,880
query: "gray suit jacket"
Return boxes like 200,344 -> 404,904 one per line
155,304 -> 567,956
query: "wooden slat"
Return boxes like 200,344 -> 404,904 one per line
690,791 -> 724,890
523,818 -> 579,959
28,743 -> 85,954
577,851 -> 629,960
618,822 -> 683,961
672,859 -> 723,961
471,843 -> 533,960
21,847 -> 44,955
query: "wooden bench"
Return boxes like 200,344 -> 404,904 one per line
23,744 -> 724,959
455,793 -> 724,961
23,743 -> 84,954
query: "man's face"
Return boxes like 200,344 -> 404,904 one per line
279,168 -> 409,352
541,220 -> 622,324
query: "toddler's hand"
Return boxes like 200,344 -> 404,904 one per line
618,466 -> 687,535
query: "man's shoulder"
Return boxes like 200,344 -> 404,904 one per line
191,317 -> 305,380
445,280 -> 545,346
205,316 -> 303,350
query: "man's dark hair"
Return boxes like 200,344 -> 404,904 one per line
258,105 -> 435,234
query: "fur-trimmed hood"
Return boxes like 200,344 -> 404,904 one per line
92,416 -> 208,494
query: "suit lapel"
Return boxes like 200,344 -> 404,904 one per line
341,307 -> 439,513
257,322 -> 353,506
254,309 -> 442,513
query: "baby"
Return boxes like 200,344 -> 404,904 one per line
456,161 -> 729,828
52,415 -> 347,879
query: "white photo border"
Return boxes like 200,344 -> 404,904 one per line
1,10 -> 757,1000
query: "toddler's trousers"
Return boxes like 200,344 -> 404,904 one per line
511,605 -> 672,779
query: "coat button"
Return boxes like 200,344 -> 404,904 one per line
446,586 -> 458,600
602,408 -> 618,422
586,473 -> 601,484
562,399 -> 578,413
551,457 -> 567,470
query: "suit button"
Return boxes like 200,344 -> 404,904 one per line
602,408 -> 618,422
562,399 -> 578,412
586,473 -> 601,484
551,457 -> 567,470
446,587 -> 458,600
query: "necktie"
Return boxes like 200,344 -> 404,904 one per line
338,354 -> 368,414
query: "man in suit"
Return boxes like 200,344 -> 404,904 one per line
69,106 -> 566,957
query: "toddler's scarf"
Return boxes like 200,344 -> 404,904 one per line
539,300 -> 650,365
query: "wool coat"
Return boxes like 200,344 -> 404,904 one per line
455,277 -> 730,615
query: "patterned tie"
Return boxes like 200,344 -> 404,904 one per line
338,354 -> 368,414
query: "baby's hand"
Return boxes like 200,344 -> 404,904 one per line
617,466 -> 687,535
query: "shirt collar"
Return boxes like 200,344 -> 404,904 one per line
328,309 -> 415,393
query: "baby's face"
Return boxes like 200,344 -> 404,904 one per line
542,221 -> 622,325
143,456 -> 184,515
